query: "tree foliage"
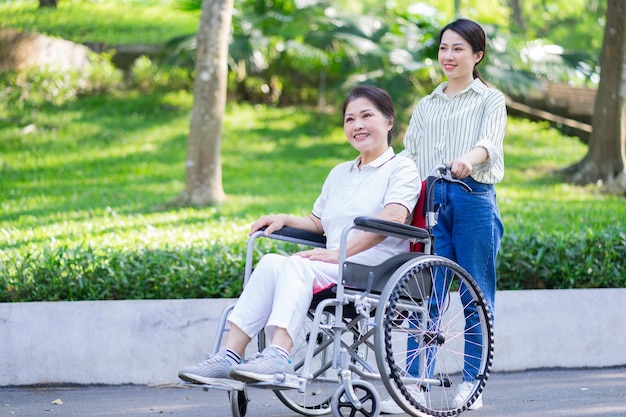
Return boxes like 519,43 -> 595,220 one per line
166,0 -> 603,112
162,0 -> 621,202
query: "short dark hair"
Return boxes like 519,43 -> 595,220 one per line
342,85 -> 395,145
440,18 -> 487,82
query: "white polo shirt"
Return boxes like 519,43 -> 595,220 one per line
312,147 -> 420,266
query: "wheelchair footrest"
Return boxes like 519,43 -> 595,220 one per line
247,373 -> 303,391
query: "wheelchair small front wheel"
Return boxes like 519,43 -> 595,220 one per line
330,380 -> 380,417
228,386 -> 248,417
273,311 -> 335,415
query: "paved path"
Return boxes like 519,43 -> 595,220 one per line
2,367 -> 625,417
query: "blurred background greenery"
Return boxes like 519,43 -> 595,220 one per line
0,0 -> 623,301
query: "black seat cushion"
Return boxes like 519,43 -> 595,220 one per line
342,252 -> 425,293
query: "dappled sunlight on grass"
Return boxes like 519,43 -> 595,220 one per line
499,183 -> 624,235
0,0 -> 200,45
1,98 -> 624,281
1,96 -> 341,256
2,206 -> 253,255
504,119 -> 587,173
496,117 -> 625,235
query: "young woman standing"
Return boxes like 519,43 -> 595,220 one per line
381,18 -> 506,413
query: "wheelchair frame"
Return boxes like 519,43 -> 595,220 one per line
183,165 -> 495,417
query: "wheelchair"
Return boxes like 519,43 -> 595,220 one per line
182,165 -> 494,417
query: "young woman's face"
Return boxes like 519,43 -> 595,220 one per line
343,97 -> 392,157
438,29 -> 483,82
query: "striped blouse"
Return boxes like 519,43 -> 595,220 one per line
398,78 -> 507,184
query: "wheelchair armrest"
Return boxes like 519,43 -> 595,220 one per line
353,216 -> 430,240
264,226 -> 327,248
245,227 -> 326,284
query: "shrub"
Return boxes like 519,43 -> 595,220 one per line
129,55 -> 194,92
0,52 -> 123,109
0,244 -> 241,302
0,238 -> 303,302
1,228 -> 624,302
497,227 -> 626,290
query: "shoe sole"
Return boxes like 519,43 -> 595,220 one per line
380,392 -> 427,414
230,369 -> 295,384
452,396 -> 482,410
379,404 -> 405,414
178,372 -> 244,390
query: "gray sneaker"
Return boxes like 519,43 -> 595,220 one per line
230,346 -> 294,383
178,351 -> 233,385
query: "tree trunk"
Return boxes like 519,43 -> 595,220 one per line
564,0 -> 626,192
39,0 -> 58,8
169,0 -> 233,207
508,0 -> 526,33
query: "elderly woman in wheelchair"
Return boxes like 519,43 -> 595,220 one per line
179,84 -> 419,391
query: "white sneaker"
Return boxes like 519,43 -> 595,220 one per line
380,385 -> 425,414
379,397 -> 404,414
229,346 -> 294,383
452,381 -> 483,410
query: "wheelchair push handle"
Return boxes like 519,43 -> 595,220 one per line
430,164 -> 472,193
423,164 -> 473,233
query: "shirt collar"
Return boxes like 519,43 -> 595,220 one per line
351,147 -> 395,170
433,78 -> 486,98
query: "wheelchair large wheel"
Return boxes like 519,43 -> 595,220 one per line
374,255 -> 494,416
273,310 -> 336,416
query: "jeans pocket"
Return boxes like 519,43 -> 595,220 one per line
462,177 -> 491,195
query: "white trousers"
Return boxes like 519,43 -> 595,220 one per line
228,253 -> 338,344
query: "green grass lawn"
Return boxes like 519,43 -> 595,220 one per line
2,98 -> 625,301
1,89 -> 624,291
3,89 -> 622,252
0,0 -> 199,45
1,91 -> 346,250
499,120 -> 625,235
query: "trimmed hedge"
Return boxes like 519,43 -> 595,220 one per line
1,228 -> 624,302
497,226 -> 626,290
1,244 -> 248,302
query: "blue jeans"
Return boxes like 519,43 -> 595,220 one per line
434,176 -> 503,316
407,176 -> 503,381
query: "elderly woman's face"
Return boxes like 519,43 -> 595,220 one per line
343,97 -> 392,156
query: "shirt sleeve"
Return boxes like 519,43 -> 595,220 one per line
312,162 -> 345,220
311,177 -> 329,220
399,103 -> 424,167
384,157 -> 421,217
473,90 -> 507,175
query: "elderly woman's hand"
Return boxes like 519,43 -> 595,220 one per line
250,214 -> 289,236
296,247 -> 340,264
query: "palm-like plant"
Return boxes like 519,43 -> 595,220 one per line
165,0 -> 598,120
164,0 -> 441,110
